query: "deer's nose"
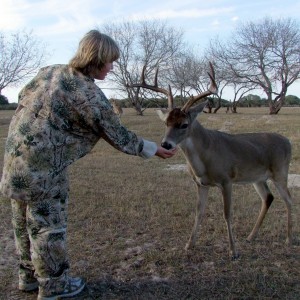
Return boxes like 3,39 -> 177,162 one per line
161,141 -> 173,150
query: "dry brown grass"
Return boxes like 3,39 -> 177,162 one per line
0,107 -> 299,300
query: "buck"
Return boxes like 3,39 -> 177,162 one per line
131,63 -> 293,259
111,99 -> 123,118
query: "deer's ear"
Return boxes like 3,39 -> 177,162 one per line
156,109 -> 169,122
188,101 -> 208,122
189,101 -> 208,115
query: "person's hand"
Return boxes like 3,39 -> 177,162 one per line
155,146 -> 177,159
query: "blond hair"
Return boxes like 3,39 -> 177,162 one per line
69,29 -> 120,76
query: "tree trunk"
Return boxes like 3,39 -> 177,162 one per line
231,105 -> 238,113
231,101 -> 238,113
134,102 -> 143,115
269,97 -> 284,115
269,105 -> 280,115
205,101 -> 212,113
213,96 -> 221,113
127,88 -> 144,116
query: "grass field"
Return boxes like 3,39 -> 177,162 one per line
0,107 -> 299,299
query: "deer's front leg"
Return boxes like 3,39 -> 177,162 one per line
185,183 -> 209,250
222,183 -> 239,260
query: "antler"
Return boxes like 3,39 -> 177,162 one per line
181,62 -> 218,113
130,66 -> 174,110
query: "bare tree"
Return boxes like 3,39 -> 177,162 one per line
169,51 -> 201,105
0,30 -> 48,97
170,51 -> 222,112
206,58 -> 258,113
100,20 -> 184,115
229,81 -> 257,113
208,17 -> 300,114
206,60 -> 231,113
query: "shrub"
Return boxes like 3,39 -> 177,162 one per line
0,94 -> 9,105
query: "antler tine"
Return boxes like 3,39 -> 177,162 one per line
129,65 -> 174,110
168,84 -> 174,110
208,61 -> 217,94
181,62 -> 218,113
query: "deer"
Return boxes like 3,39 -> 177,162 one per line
111,99 -> 123,118
130,63 -> 293,259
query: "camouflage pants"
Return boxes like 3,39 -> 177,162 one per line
11,173 -> 71,292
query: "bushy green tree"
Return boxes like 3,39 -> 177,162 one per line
0,94 -> 9,105
285,95 -> 300,105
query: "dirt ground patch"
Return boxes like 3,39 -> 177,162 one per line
1,108 -> 300,299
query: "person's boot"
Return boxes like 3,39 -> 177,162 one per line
37,274 -> 85,300
18,264 -> 39,292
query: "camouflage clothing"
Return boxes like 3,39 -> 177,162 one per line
0,64 -> 154,202
11,171 -> 69,290
0,64 -> 157,295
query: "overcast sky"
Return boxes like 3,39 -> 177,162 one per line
1,0 -> 300,102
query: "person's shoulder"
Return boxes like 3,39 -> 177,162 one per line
35,64 -> 68,78
39,64 -> 66,71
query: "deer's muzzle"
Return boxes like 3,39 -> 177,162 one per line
161,141 -> 173,150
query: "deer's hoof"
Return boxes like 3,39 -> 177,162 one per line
246,234 -> 254,243
285,238 -> 292,247
184,242 -> 194,251
184,245 -> 190,251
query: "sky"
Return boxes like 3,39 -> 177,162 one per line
1,0 -> 300,102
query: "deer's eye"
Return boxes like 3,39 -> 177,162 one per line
180,124 -> 188,129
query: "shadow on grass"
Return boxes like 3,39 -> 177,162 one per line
74,272 -> 300,300
75,278 -> 222,300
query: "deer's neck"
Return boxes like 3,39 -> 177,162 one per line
179,120 -> 216,179
180,121 -> 210,151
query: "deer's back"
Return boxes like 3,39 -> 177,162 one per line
184,127 -> 291,185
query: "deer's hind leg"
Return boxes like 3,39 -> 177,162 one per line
273,179 -> 293,246
247,181 -> 273,242
221,183 -> 239,259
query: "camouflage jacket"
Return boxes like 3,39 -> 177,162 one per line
0,64 -> 156,202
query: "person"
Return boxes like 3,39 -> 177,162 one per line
0,29 -> 176,300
